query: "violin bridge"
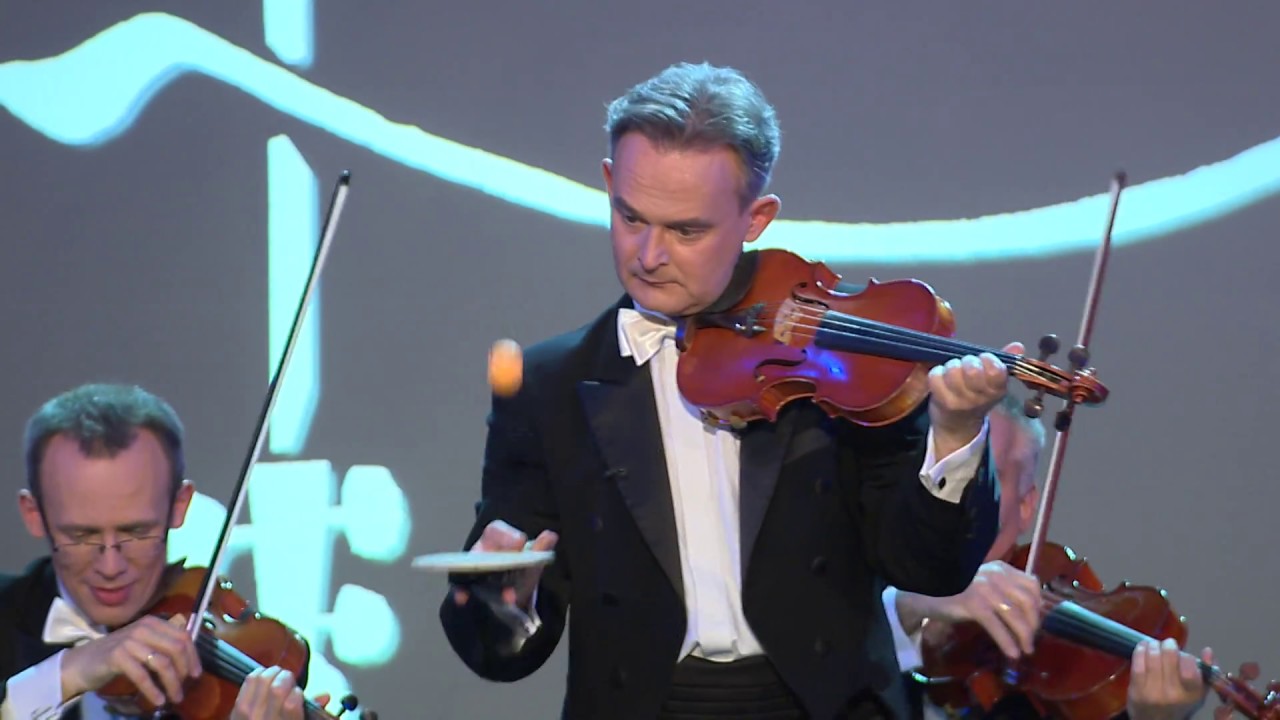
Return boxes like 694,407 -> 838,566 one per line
773,298 -> 801,345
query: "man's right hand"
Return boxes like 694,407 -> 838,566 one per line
451,519 -> 558,611
61,613 -> 202,706
901,560 -> 1042,659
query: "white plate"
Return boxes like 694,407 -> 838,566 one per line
411,550 -> 555,573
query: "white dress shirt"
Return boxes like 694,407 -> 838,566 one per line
2,585 -> 120,720
616,304 -> 988,664
882,585 -> 949,719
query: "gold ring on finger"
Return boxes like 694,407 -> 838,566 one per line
998,603 -> 1012,613
145,653 -> 156,668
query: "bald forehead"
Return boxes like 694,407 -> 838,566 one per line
38,430 -> 172,525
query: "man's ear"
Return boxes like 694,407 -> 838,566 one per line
18,489 -> 46,539
169,479 -> 195,528
744,194 -> 781,243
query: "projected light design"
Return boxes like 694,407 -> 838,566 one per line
0,1 -> 407,707
1,11 -> 1278,264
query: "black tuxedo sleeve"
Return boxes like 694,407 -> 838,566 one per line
437,387 -> 569,682
838,401 -> 999,597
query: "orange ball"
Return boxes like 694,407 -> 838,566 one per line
488,338 -> 523,397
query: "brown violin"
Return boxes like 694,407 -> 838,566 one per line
917,541 -> 1184,719
674,246 -> 1107,431
916,541 -> 1279,720
903,173 -> 1274,720
96,565 -> 338,720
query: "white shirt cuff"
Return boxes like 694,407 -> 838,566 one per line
1,651 -> 79,720
918,417 -> 989,504
882,586 -> 924,672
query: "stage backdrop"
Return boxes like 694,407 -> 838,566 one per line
3,2 -> 1278,718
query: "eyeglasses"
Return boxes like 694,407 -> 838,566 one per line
51,534 -> 166,564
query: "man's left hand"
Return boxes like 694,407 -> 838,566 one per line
231,666 -> 330,720
1127,638 -> 1210,720
928,341 -> 1024,457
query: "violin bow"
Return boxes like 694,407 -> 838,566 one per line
1014,174 -> 1280,719
188,171 -> 351,638
1023,171 -> 1124,577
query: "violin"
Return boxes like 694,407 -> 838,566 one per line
916,540 -> 1279,720
877,173 -> 1274,720
674,247 -> 1107,431
95,565 -> 339,720
916,541 -> 1186,719
93,172 -> 376,720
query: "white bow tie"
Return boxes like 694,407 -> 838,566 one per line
618,307 -> 677,366
43,596 -> 105,646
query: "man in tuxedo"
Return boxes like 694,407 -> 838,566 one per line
437,61 -> 1022,719
885,395 -> 1209,720
1,383 -> 316,720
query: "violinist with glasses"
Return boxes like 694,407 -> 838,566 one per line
0,383 -> 321,720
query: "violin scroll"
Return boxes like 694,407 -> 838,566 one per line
1210,661 -> 1280,720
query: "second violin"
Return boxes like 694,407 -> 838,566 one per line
96,565 -> 353,720
915,541 -> 1188,719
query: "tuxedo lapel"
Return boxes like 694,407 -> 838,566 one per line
13,557 -> 61,665
738,409 -> 799,579
578,300 -> 683,600
7,557 -> 84,719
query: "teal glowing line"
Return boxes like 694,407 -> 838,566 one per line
263,0 -> 313,68
1,11 -> 1278,264
267,135 -> 321,455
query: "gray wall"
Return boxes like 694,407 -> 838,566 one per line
2,2 -> 1278,718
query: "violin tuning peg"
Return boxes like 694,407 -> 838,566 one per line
1037,334 -> 1059,359
1053,408 -> 1073,433
1022,395 -> 1044,419
1067,344 -> 1090,370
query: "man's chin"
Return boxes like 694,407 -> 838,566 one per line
84,603 -> 142,630
78,587 -> 145,628
627,282 -> 689,316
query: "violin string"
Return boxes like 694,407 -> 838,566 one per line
197,633 -> 258,683
195,634 -> 333,717
746,304 -> 1065,388
742,302 -> 1052,378
748,302 -> 1007,358
784,310 -> 1053,381
1033,589 -> 1247,704
787,325 -> 1063,388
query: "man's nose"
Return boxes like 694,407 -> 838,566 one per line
637,228 -> 669,270
93,542 -> 128,577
